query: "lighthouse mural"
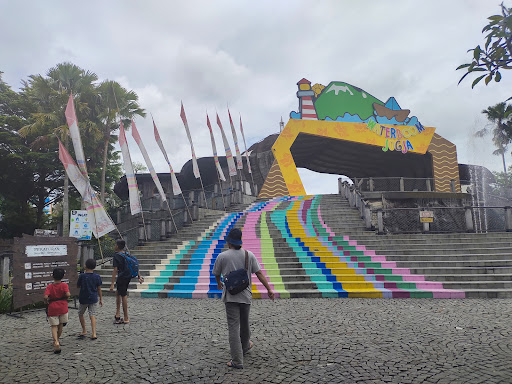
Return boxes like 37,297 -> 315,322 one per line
296,78 -> 318,120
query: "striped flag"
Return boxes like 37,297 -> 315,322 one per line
131,120 -> 167,201
58,139 -> 91,202
239,115 -> 252,174
206,114 -> 226,181
65,94 -> 88,177
228,108 -> 243,170
153,117 -> 182,195
216,113 -> 237,177
58,140 -> 115,238
180,102 -> 200,179
119,122 -> 142,215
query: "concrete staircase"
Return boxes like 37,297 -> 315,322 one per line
100,194 -> 512,299
319,194 -> 512,298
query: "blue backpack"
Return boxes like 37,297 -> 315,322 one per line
119,252 -> 139,278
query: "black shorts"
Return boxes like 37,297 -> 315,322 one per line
116,277 -> 131,297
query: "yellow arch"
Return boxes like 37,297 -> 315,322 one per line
270,119 -> 437,196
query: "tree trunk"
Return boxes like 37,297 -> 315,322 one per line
100,136 -> 109,203
63,173 -> 69,236
63,136 -> 70,237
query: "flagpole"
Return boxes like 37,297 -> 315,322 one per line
112,84 -> 148,241
180,192 -> 194,223
198,174 -> 209,210
239,114 -> 257,196
215,167 -> 227,211
164,200 -> 179,234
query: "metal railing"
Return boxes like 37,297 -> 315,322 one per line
351,177 -> 457,193
338,179 -> 512,234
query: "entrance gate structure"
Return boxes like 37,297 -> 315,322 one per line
258,78 -> 461,198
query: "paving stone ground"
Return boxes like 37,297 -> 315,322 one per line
1,298 -> 511,384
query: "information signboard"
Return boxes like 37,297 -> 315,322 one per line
69,210 -> 92,240
420,211 -> 434,223
12,236 -> 78,310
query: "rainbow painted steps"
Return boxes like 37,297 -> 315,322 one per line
128,195 -> 465,299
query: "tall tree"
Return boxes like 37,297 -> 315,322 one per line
457,3 -> 512,94
19,63 -> 105,235
96,80 -> 145,203
476,102 -> 512,185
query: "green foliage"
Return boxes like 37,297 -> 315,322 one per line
457,3 -> 512,95
0,284 -> 13,313
0,63 -> 144,238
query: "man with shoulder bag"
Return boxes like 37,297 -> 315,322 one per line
212,228 -> 275,369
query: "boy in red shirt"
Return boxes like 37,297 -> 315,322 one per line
44,268 -> 70,354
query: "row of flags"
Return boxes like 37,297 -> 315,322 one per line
58,94 -> 253,239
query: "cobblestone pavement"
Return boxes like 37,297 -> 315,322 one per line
1,298 -> 511,384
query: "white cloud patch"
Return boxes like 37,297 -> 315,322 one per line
2,0 -> 512,193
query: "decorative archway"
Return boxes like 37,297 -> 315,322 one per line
258,79 -> 461,198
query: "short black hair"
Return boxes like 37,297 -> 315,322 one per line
85,258 -> 96,270
116,239 -> 126,250
53,268 -> 65,280
232,244 -> 241,250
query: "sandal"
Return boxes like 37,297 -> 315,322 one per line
114,319 -> 125,325
243,341 -> 254,355
90,336 -> 97,340
227,360 -> 243,369
53,342 -> 61,354
77,334 -> 87,340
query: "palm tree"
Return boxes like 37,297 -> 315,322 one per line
477,102 -> 512,184
19,63 -> 101,235
95,80 -> 145,203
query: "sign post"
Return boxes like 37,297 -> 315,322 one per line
69,210 -> 92,240
11,236 -> 78,313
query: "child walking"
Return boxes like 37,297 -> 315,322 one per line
44,268 -> 70,354
77,258 -> 103,340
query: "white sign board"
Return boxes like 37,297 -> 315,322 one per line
26,245 -> 67,257
70,210 -> 92,240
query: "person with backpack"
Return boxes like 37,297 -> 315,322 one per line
110,239 -> 143,324
212,228 -> 275,369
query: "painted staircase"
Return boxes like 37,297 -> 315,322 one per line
108,194 -> 512,298
319,195 -> 512,298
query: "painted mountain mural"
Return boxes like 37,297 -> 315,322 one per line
293,80 -> 421,127
315,82 -> 384,121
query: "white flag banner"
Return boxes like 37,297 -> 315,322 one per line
86,194 -> 117,238
216,113 -> 237,177
228,108 -> 243,170
58,140 -> 115,238
153,118 -> 182,195
65,94 -> 88,177
207,114 -> 226,181
239,115 -> 252,174
119,122 -> 142,215
180,102 -> 200,179
131,120 -> 167,201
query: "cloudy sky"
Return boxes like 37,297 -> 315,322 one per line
2,0 -> 511,194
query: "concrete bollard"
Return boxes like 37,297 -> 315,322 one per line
167,216 -> 174,237
505,206 -> 512,232
426,179 -> 432,192
364,205 -> 372,230
369,178 -> 374,192
1,254 -> 10,286
338,178 -> 343,194
450,179 -> 456,193
400,177 -> 405,192
145,219 -> 152,242
377,209 -> 384,235
465,206 -> 474,232
192,202 -> 199,221
138,221 -> 145,245
160,214 -> 167,241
